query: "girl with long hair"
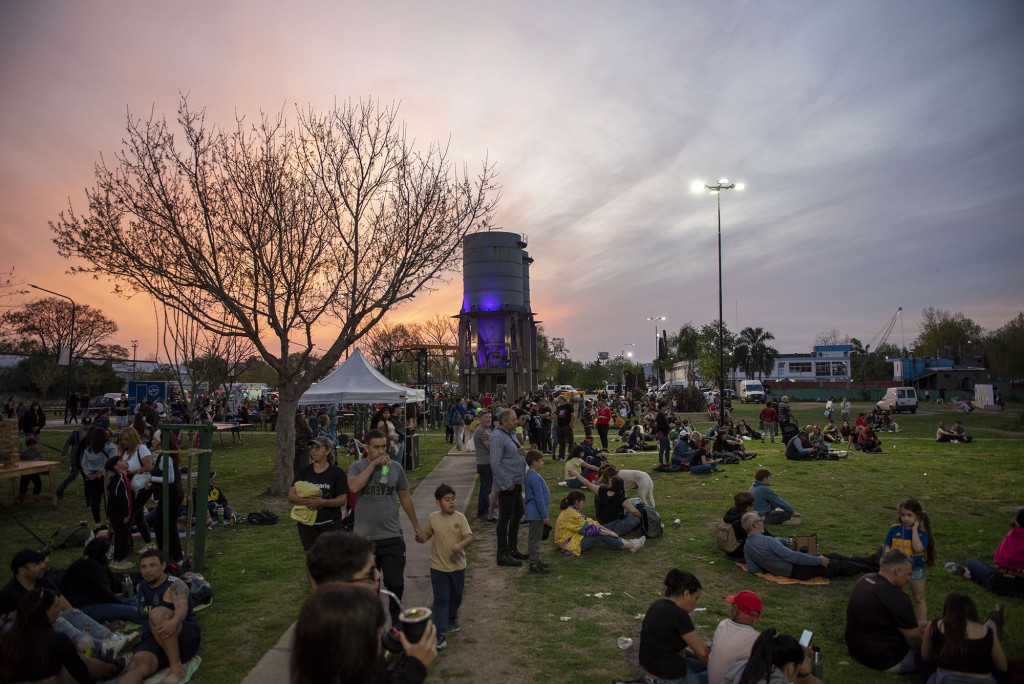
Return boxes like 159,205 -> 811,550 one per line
553,491 -> 644,557
883,497 -> 935,622
921,592 -> 1007,684
81,426 -> 117,524
118,426 -> 154,547
0,587 -> 117,683
723,629 -> 806,684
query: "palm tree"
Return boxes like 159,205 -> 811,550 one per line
737,327 -> 778,380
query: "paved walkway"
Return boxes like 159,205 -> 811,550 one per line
240,450 -> 479,684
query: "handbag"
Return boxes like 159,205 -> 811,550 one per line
130,473 -> 152,492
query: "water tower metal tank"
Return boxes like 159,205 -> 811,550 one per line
458,231 -> 538,397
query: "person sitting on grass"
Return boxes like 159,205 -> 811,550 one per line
946,507 -> 1024,598
921,592 -> 1006,684
822,420 -> 842,444
936,421 -> 959,443
857,424 -> 883,453
628,424 -> 652,451
118,549 -> 201,684
876,412 -> 899,433
735,418 -> 762,442
722,492 -> 774,561
0,587 -> 119,684
689,447 -> 724,475
639,569 -> 709,684
951,420 -> 973,443
839,420 -> 855,445
563,445 -> 601,488
742,512 -> 875,579
785,430 -> 820,461
721,629 -> 812,684
749,469 -> 799,524
553,491 -> 645,556
707,590 -> 763,684
566,470 -> 643,537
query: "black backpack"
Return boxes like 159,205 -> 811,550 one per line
633,501 -> 664,539
247,509 -> 280,526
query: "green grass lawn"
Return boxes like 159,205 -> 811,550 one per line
2,405 -> 1021,683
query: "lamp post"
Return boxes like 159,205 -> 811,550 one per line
28,284 -> 76,424
131,340 -> 139,381
692,178 -> 744,427
646,316 -> 666,386
620,343 -> 635,391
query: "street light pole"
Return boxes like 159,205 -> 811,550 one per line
692,178 -> 744,427
28,284 -> 76,424
131,340 -> 139,381
620,343 -> 635,391
646,316 -> 665,386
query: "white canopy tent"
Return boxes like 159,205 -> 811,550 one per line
297,348 -> 426,406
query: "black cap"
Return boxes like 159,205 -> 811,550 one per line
10,548 -> 47,574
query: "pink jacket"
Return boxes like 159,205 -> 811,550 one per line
993,526 -> 1024,570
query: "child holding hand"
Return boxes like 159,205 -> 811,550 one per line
417,483 -> 473,650
883,497 -> 935,622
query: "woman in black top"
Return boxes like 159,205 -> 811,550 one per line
921,592 -> 1007,682
288,435 -> 349,550
639,569 -> 709,684
569,470 -> 642,537
18,401 -> 46,439
0,587 -> 117,684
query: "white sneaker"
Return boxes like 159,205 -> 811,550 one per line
99,632 -> 131,659
629,536 -> 646,553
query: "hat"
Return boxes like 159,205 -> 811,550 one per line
10,548 -> 47,574
583,434 -> 593,440
310,436 -> 335,451
726,590 -> 763,617
82,416 -> 93,425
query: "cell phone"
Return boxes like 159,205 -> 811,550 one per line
799,630 -> 813,647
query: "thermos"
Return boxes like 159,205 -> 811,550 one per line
811,646 -> 823,679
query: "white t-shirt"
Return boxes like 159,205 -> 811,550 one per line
708,619 -> 760,684
124,445 -> 152,474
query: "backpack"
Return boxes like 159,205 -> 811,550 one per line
634,501 -> 664,539
247,509 -> 280,526
49,522 -> 91,550
716,522 -> 741,553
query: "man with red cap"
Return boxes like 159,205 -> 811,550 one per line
707,590 -> 762,684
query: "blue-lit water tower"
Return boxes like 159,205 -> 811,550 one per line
457,231 -> 539,397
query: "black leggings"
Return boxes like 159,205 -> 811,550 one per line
132,488 -> 153,543
596,423 -> 610,449
84,477 -> 105,524
152,493 -> 184,563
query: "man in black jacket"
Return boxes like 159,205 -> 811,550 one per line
63,538 -> 144,625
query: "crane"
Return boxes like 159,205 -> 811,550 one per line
865,307 -> 902,354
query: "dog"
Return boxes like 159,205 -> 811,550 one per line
599,467 -> 655,509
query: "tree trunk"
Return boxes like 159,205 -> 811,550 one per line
271,383 -> 300,495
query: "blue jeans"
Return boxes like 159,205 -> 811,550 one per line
966,557 -> 994,588
689,463 -> 718,475
641,657 -> 707,684
605,515 -> 642,536
580,535 -> 624,552
430,568 -> 465,642
82,599 -> 145,625
55,609 -> 113,652
658,437 -> 670,465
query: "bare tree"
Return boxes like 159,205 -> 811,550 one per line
814,328 -> 848,348
420,313 -> 458,385
51,97 -> 499,493
362,320 -> 423,384
156,299 -> 256,412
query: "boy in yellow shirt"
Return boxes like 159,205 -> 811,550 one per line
417,483 -> 473,650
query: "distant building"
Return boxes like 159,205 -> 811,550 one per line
772,344 -> 852,383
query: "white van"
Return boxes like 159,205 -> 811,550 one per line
735,379 -> 766,404
553,385 -> 576,396
877,387 -> 918,414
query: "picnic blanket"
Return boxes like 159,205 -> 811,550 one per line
143,655 -> 202,684
734,562 -> 830,586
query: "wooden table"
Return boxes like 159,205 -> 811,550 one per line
0,460 -> 59,507
212,422 -> 254,447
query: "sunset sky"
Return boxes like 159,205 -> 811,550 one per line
2,1 -> 1022,368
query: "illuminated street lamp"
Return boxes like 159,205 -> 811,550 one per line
28,284 -> 76,424
620,343 -> 635,390
691,178 -> 744,427
646,316 -> 666,386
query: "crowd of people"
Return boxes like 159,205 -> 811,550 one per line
3,384 -> 1018,683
